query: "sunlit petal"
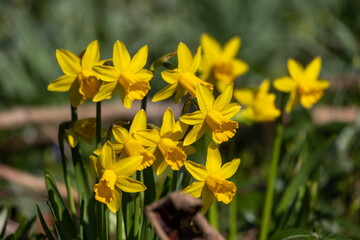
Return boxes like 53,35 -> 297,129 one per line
56,49 -> 81,75
177,42 -> 193,71
183,122 -> 208,146
201,186 -> 215,214
129,109 -> 147,134
219,158 -> 241,179
112,126 -> 130,144
48,75 -> 76,92
223,36 -> 240,59
128,45 -> 148,72
116,176 -> 146,193
160,108 -> 175,137
113,40 -> 131,71
101,141 -> 115,169
82,40 -> 100,70
134,129 -> 160,146
183,181 -> 205,198
213,84 -> 233,111
206,142 -> 222,174
273,76 -> 296,92
288,58 -> 304,80
107,186 -> 122,213
189,46 -> 201,73
112,155 -> 143,176
92,65 -> 119,82
152,83 -> 177,102
184,161 -> 208,181
304,56 -> 321,80
196,83 -> 215,113
161,70 -> 181,84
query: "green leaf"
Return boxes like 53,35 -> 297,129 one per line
0,206 -> 11,239
45,172 -> 78,239
275,138 -> 334,215
36,204 -> 55,240
269,229 -> 316,240
6,216 -> 36,240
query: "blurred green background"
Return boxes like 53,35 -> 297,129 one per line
0,0 -> 360,238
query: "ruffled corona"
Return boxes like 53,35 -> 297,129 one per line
205,174 -> 236,204
205,110 -> 238,143
78,72 -> 101,100
124,139 -> 155,171
118,71 -> 151,100
158,138 -> 186,170
93,169 -> 117,204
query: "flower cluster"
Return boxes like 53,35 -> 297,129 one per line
48,34 -> 329,214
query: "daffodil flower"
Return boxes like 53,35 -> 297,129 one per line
234,80 -> 281,124
134,108 -> 194,175
90,141 -> 146,213
199,34 -> 248,92
180,83 -> 240,146
273,57 -> 329,113
111,109 -> 155,171
152,42 -> 213,103
67,118 -> 105,148
48,40 -> 103,107
183,142 -> 240,214
92,41 -> 153,108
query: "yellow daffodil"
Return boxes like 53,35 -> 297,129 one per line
48,40 -> 103,107
152,42 -> 213,103
234,80 -> 281,124
67,118 -> 105,148
111,109 -> 155,171
183,142 -> 240,214
199,34 -> 248,92
92,41 -> 153,108
90,141 -> 146,213
134,108 -> 194,175
273,57 -> 329,113
180,83 -> 240,146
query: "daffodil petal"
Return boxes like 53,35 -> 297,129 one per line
56,49 -> 81,75
107,186 -> 122,213
93,81 -> 119,102
119,87 -> 133,109
174,85 -> 187,104
273,76 -> 296,92
196,83 -> 214,113
112,126 -> 130,144
93,65 -> 119,82
113,155 -> 143,176
82,40 -> 100,70
183,181 -> 205,198
128,45 -> 148,72
48,75 -> 76,92
160,108 -> 175,137
233,88 -> 254,106
220,103 -> 241,119
113,40 -> 131,71
177,42 -> 192,71
161,70 -> 181,84
129,109 -> 147,134
183,122 -> 208,146
152,84 -> 177,102
223,36 -> 241,59
180,111 -> 205,125
206,142 -> 222,173
69,81 -> 85,107
101,141 -> 115,169
232,59 -> 249,76
288,58 -> 304,80
134,129 -> 160,146
89,155 -> 102,178
171,121 -> 189,141
136,69 -> 153,81
201,186 -> 215,214
116,176 -> 146,193
200,34 -> 221,59
189,46 -> 201,73
184,160 -> 208,181
219,158 -> 241,179
213,84 -> 234,111
258,79 -> 270,95
152,157 -> 168,175
285,90 -> 300,113
304,57 -> 321,80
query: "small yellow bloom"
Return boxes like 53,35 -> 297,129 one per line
152,42 -> 213,103
273,57 -> 329,113
111,109 -> 155,171
134,108 -> 194,175
183,142 -> 240,214
234,80 -> 281,124
199,34 -> 248,92
90,141 -> 146,213
180,84 -> 241,146
48,40 -> 103,107
92,41 -> 153,108
67,118 -> 105,148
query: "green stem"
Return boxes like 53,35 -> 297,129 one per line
209,201 -> 219,231
116,208 -> 123,240
171,171 -> 178,192
96,102 -> 102,147
58,123 -> 77,229
260,121 -> 283,240
134,172 -> 141,240
229,195 -> 237,240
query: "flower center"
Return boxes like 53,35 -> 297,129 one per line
158,138 -> 186,170
179,72 -> 214,97
93,169 -> 117,204
118,71 -> 150,100
205,110 -> 238,143
213,61 -> 235,84
205,174 -> 236,204
124,139 -> 155,171
77,71 -> 101,100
